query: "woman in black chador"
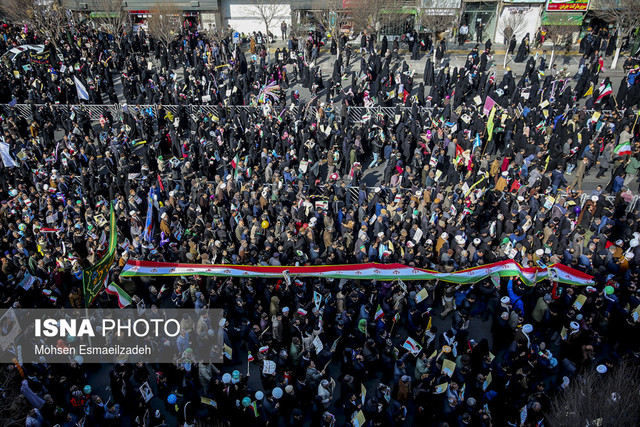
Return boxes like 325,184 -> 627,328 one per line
514,33 -> 530,63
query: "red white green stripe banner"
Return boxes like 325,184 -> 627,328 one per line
613,142 -> 632,156
121,260 -> 594,286
105,282 -> 133,308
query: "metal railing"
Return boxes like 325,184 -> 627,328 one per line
2,103 -> 616,126
1,103 -> 440,123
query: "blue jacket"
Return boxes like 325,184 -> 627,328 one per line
507,279 -> 525,315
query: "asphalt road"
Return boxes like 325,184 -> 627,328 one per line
109,39 -> 631,196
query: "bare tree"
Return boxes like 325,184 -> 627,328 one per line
350,0 -> 405,38
0,0 -> 68,49
93,0 -> 129,44
147,2 -> 182,48
545,25 -> 578,71
311,0 -> 349,56
496,10 -> 528,68
592,0 -> 640,69
0,365 -> 30,425
497,10 -> 528,44
420,11 -> 457,64
547,360 -> 640,426
251,0 -> 289,63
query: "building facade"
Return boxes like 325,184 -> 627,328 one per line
61,0 -> 638,50
64,0 -> 221,32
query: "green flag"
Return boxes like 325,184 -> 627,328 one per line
83,203 -> 117,307
486,107 -> 496,142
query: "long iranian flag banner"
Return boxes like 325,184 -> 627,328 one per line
121,260 -> 594,286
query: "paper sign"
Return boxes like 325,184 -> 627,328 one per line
544,196 -> 555,210
473,96 -> 482,105
413,228 -> 423,244
560,326 -> 567,341
137,300 -> 145,316
313,336 -> 323,354
140,381 -> 153,402
442,359 -> 456,377
17,274 -> 36,291
352,410 -> 366,427
223,344 -> 232,359
95,214 -> 107,227
361,383 -> 366,405
402,337 -> 422,356
539,100 -> 549,109
201,397 -> 217,407
283,270 -> 291,287
591,111 -> 601,123
46,212 -> 58,224
0,309 -> 20,352
483,96 -> 495,116
262,360 -> 276,375
483,373 -> 492,391
415,288 -> 429,304
573,294 -> 587,311
314,291 -> 322,310
434,383 -> 449,394
299,160 -> 309,173
398,279 -> 407,294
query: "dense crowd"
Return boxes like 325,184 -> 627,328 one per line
1,17 -> 640,427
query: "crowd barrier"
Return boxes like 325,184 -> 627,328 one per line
0,103 -> 613,125
0,103 -> 447,124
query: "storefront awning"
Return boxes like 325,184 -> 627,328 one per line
90,12 -> 120,18
422,9 -> 458,16
380,7 -> 418,15
541,12 -> 584,26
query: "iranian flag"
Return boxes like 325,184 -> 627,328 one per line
454,144 -> 464,165
596,83 -> 613,103
248,351 -> 254,362
250,401 -> 259,417
375,304 -> 384,321
39,228 -> 61,233
121,260 -> 595,287
105,282 -> 133,308
614,141 -> 632,156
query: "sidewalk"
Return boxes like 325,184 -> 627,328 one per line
259,39 -> 582,57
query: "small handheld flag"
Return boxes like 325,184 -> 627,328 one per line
613,141 -> 632,157
74,76 -> 90,101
